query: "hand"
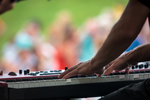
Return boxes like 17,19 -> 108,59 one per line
58,60 -> 104,79
0,0 -> 15,14
103,53 -> 131,75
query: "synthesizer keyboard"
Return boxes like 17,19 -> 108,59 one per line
0,62 -> 150,100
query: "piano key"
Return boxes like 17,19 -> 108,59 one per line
13,82 -> 19,88
45,80 -> 51,86
34,81 -> 40,87
7,82 -> 14,88
39,80 -> 46,87
4,73 -> 150,89
60,79 -> 66,85
55,80 -> 61,85
30,81 -> 35,87
18,82 -> 24,88
50,80 -> 56,86
143,74 -> 149,79
24,81 -> 30,88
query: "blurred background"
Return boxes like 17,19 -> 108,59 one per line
0,0 -> 149,73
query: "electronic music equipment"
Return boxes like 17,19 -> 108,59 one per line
0,62 -> 150,100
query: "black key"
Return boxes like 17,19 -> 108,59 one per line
129,71 -> 135,74
5,79 -> 16,82
139,70 -> 145,73
120,72 -> 125,75
113,73 -> 120,75
145,70 -> 150,73
22,78 -> 32,81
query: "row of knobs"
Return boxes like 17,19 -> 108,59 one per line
19,69 -> 30,75
131,63 -> 149,69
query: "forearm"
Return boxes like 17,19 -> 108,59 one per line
90,0 -> 150,72
91,22 -> 138,71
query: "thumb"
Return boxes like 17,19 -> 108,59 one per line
103,66 -> 114,75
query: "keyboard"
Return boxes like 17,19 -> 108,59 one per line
0,62 -> 150,100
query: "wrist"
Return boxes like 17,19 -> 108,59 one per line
89,57 -> 104,73
125,49 -> 140,64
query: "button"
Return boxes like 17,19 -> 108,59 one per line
65,67 -> 68,70
19,70 -> 22,74
8,72 -> 17,76
0,71 -> 3,75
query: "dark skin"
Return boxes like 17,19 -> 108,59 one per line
103,43 -> 150,75
59,0 -> 150,79
0,0 -> 14,14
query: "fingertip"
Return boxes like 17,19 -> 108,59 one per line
103,68 -> 112,75
96,74 -> 101,77
103,70 -> 108,75
58,75 -> 61,79
62,76 -> 68,79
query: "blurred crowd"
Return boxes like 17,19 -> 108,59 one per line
0,4 -> 150,73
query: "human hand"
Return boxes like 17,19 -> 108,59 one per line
103,53 -> 132,75
0,0 -> 15,14
58,60 -> 104,79
103,43 -> 150,75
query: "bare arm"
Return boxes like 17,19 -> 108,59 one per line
103,43 -> 150,75
91,0 -> 150,72
59,0 -> 150,79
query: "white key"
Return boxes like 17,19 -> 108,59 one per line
30,81 -> 35,87
99,77 -> 106,82
144,74 -> 149,79
45,80 -> 51,86
60,79 -> 66,85
70,78 -> 78,85
8,82 -> 14,88
50,80 -> 56,86
24,81 -> 30,88
139,74 -> 144,80
13,82 -> 19,88
65,79 -> 72,85
119,75 -> 125,80
79,78 -> 89,84
83,78 -> 91,83
18,82 -> 24,88
74,78 -> 81,84
125,75 -> 130,80
55,79 -> 61,86
39,80 -> 45,87
90,77 -> 101,83
129,75 -> 134,80
105,76 -> 116,82
114,76 -> 120,81
34,81 -> 40,87
133,74 -> 139,79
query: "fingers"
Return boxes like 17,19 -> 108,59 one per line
58,63 -> 81,79
62,70 -> 77,79
103,66 -> 114,75
125,67 -> 130,74
96,74 -> 101,77
104,65 -> 109,70
58,66 -> 76,79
